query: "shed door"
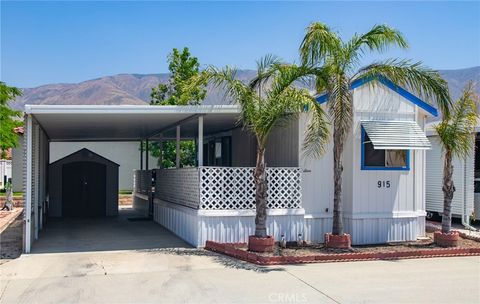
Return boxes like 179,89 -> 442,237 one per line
62,161 -> 106,217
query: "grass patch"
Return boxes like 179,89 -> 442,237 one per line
0,191 -> 23,197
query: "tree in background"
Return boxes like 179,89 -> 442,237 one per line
435,83 -> 478,237
151,47 -> 207,105
145,140 -> 196,168
0,82 -> 22,159
299,22 -> 451,244
149,47 -> 207,167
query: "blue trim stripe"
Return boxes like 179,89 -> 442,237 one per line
315,76 -> 438,117
360,126 -> 410,171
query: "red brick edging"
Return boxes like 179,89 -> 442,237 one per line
205,240 -> 480,265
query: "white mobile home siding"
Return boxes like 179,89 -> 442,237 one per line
301,82 -> 427,244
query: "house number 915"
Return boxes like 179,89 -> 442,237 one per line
377,181 -> 391,188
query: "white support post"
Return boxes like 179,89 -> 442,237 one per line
140,140 -> 143,170
25,115 -> 32,253
176,125 -> 181,169
198,116 -> 204,167
145,138 -> 149,170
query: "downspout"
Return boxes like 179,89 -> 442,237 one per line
462,156 -> 477,231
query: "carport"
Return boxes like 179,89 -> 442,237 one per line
23,104 -> 240,253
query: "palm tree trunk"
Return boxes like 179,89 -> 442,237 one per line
441,150 -> 455,234
254,146 -> 268,237
332,127 -> 344,236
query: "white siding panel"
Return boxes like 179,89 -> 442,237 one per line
353,82 -> 415,115
198,212 -> 305,245
299,113 -> 334,216
304,217 -> 333,243
153,199 -> 199,247
153,199 -> 305,247
345,216 -> 422,244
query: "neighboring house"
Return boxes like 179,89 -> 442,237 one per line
426,124 -> 480,222
10,127 -> 24,192
22,79 -> 436,252
0,159 -> 12,190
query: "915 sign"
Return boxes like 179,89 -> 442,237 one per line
377,180 -> 391,188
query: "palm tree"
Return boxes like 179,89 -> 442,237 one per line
208,55 -> 329,238
300,23 -> 451,237
435,83 -> 479,234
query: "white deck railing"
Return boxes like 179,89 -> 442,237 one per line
153,166 -> 302,210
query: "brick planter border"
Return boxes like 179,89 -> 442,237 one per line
205,240 -> 480,265
325,233 -> 351,249
248,235 -> 275,252
434,231 -> 460,247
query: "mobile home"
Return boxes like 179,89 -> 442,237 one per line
22,77 -> 438,252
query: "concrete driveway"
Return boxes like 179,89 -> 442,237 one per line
31,208 -> 191,253
1,249 -> 479,304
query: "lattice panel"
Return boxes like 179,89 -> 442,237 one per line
154,168 -> 200,209
199,167 -> 302,210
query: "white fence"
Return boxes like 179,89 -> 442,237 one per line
153,166 -> 302,210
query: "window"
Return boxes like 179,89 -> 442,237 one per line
361,128 -> 409,170
203,136 -> 232,167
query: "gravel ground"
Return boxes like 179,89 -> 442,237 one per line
238,232 -> 480,257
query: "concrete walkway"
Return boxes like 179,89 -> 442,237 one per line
1,249 -> 478,303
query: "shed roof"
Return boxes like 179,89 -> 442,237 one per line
49,148 -> 120,166
26,105 -> 241,142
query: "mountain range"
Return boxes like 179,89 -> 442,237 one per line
10,67 -> 480,110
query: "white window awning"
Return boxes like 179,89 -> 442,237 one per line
361,120 -> 431,150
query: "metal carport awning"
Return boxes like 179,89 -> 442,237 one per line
23,104 -> 242,253
25,105 -> 241,141
361,120 -> 431,150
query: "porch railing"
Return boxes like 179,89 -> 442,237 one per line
153,166 -> 302,210
154,168 -> 200,209
133,169 -> 152,195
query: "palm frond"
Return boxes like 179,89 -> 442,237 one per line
328,74 -> 353,142
435,82 -> 479,158
267,64 -> 315,99
354,59 -> 451,117
302,101 -> 330,158
206,65 -> 257,131
250,54 -> 284,90
346,24 -> 408,56
300,22 -> 341,66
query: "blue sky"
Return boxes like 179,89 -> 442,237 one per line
1,1 -> 479,88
